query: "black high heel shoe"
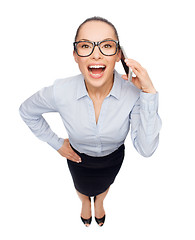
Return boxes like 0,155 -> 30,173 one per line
80,197 -> 92,227
94,196 -> 106,227
80,216 -> 92,226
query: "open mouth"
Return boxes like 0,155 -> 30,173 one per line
88,65 -> 106,78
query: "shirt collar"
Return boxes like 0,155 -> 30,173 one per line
107,70 -> 121,100
76,70 -> 122,100
76,75 -> 89,100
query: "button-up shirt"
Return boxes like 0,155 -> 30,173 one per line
19,70 -> 162,157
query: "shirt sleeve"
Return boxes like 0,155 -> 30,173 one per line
19,85 -> 64,150
129,91 -> 162,157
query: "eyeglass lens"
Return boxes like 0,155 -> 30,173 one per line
76,40 -> 117,56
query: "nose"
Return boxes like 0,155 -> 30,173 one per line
91,45 -> 103,59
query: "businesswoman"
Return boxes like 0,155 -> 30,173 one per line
19,17 -> 162,227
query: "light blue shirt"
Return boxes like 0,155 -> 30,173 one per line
19,70 -> 162,157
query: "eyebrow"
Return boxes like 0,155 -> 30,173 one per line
78,38 -> 116,42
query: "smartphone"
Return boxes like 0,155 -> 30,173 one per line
120,46 -> 132,82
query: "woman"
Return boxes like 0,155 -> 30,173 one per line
19,16 -> 162,227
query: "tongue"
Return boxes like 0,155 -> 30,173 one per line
91,68 -> 103,74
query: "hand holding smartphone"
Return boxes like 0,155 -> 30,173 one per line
120,46 -> 133,82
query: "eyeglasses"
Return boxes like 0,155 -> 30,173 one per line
73,39 -> 120,57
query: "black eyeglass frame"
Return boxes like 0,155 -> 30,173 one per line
73,39 -> 120,57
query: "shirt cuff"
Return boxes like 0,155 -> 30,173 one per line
140,91 -> 159,112
47,137 -> 64,151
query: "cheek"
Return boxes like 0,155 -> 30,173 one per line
107,57 -> 118,69
77,60 -> 87,73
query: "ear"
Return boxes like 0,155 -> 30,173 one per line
116,49 -> 121,62
73,51 -> 79,63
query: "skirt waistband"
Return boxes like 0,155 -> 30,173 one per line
69,144 -> 125,169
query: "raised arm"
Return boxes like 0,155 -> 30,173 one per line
122,58 -> 162,157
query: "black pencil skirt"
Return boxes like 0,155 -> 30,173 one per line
67,144 -> 125,197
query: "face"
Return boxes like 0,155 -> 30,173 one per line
73,21 -> 121,90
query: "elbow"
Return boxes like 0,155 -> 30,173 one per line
19,103 -> 27,121
141,150 -> 156,158
19,103 -> 31,123
134,136 -> 159,158
19,104 -> 24,118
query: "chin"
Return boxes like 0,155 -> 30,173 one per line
86,76 -> 107,89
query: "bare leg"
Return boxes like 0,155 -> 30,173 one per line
76,190 -> 91,227
94,187 -> 110,226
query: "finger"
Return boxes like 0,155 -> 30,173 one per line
71,156 -> 82,163
68,144 -> 82,160
125,59 -> 144,73
69,155 -> 81,163
125,58 -> 142,68
68,146 -> 81,159
131,66 -> 141,78
74,154 -> 82,163
68,150 -> 82,163
122,74 -> 128,80
67,153 -> 82,163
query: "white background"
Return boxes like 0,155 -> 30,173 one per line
0,0 -> 195,239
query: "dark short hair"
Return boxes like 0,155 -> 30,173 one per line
74,16 -> 120,42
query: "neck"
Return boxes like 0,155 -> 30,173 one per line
85,75 -> 114,100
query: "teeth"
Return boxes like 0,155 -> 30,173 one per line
89,65 -> 105,69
